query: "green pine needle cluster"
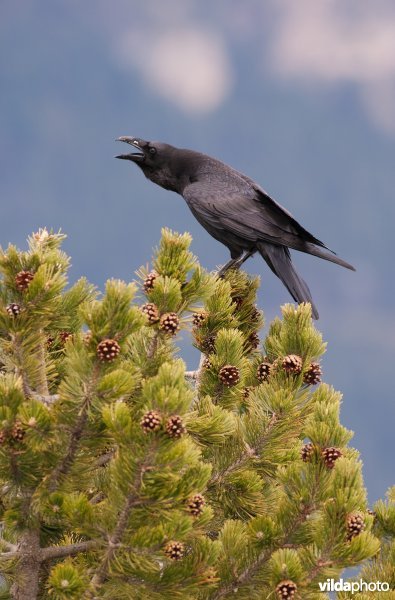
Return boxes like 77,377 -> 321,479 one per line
0,228 -> 391,600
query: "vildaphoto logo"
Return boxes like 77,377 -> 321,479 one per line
318,578 -> 391,593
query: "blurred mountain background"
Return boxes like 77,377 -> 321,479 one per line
1,0 -> 394,504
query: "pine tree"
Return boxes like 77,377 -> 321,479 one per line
0,227 -> 390,599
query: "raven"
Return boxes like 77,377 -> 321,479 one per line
116,137 -> 355,319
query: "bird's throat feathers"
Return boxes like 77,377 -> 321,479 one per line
141,164 -> 181,193
139,149 -> 202,194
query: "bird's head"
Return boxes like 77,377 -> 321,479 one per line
115,137 -> 158,164
115,136 -> 184,191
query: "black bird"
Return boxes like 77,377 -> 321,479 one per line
116,137 -> 355,319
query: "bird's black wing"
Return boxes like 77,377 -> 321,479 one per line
183,177 -> 328,252
183,176 -> 355,270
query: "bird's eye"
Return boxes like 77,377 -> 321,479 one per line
149,147 -> 157,155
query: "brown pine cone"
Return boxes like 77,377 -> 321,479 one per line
257,361 -> 272,382
11,421 -> 25,442
219,364 -> 240,387
247,331 -> 260,350
143,270 -> 158,292
303,362 -> 322,385
201,357 -> 212,370
322,447 -> 342,469
166,415 -> 186,438
187,493 -> 205,517
251,306 -> 262,323
282,354 -> 303,375
140,410 -> 162,433
0,430 -> 8,445
15,270 -> 34,291
6,303 -> 21,317
201,333 -> 216,354
59,331 -> 73,345
276,579 -> 298,598
97,339 -> 121,362
301,442 -> 315,462
231,296 -> 244,309
192,311 -> 207,327
346,513 -> 365,541
140,302 -> 160,324
242,386 -> 252,399
164,540 -> 185,560
159,312 -> 180,335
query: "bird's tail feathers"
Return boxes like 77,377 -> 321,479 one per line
257,242 -> 319,319
302,242 -> 355,271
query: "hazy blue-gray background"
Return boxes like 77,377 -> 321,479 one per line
1,1 -> 394,504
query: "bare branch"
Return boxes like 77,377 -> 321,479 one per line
41,540 -> 99,562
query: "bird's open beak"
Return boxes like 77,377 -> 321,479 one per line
115,136 -> 147,162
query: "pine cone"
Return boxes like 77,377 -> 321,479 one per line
303,362 -> 322,385
96,339 -> 121,362
257,361 -> 271,382
219,364 -> 240,387
187,493 -> 205,517
15,270 -> 34,291
166,415 -> 186,438
159,312 -> 180,335
59,331 -> 73,345
0,429 -> 8,445
322,447 -> 342,469
247,331 -> 260,350
140,302 -> 160,324
301,442 -> 315,462
201,357 -> 212,370
46,335 -> 55,349
201,333 -> 216,354
141,410 -> 162,433
251,306 -> 262,323
242,386 -> 252,399
6,303 -> 21,317
192,311 -> 207,327
276,579 -> 298,598
282,354 -> 303,375
346,513 -> 365,541
11,420 -> 25,442
143,270 -> 158,292
164,540 -> 185,560
232,296 -> 244,309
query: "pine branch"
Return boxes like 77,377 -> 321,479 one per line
26,389 -> 60,405
212,502 -> 316,598
305,557 -> 334,583
36,331 -> 49,396
209,413 -> 278,485
0,540 -> 99,563
11,334 -> 30,397
95,450 -> 115,468
87,449 -> 156,594
41,540 -> 99,562
146,331 -> 160,360
47,365 -> 100,492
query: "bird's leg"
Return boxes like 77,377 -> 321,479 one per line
217,249 -> 256,277
217,257 -> 239,277
231,249 -> 256,269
